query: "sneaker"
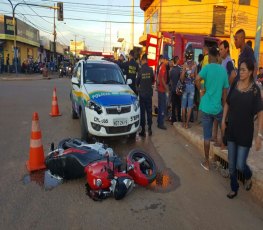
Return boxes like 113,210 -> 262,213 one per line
157,125 -> 167,130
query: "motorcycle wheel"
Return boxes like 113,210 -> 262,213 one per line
127,149 -> 157,184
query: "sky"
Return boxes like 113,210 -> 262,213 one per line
0,0 -> 144,51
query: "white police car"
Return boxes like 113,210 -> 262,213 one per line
70,59 -> 140,141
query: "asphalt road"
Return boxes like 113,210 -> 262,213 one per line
0,77 -> 262,230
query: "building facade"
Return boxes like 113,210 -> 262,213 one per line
0,14 -> 40,71
139,0 -> 263,66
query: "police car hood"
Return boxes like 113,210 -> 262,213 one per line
84,84 -> 137,106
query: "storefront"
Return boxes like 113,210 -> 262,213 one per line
0,14 -> 40,72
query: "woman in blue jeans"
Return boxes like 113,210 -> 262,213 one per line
222,59 -> 263,199
180,49 -> 196,129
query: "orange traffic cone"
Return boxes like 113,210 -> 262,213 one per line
50,87 -> 61,117
26,112 -> 46,172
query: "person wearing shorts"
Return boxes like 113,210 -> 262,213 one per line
180,47 -> 196,129
195,47 -> 229,170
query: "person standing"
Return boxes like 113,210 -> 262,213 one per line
257,67 -> 263,86
6,54 -> 10,73
195,47 -> 229,170
221,59 -> 262,199
136,54 -> 154,136
219,40 -> 237,85
116,53 -> 126,75
157,55 -> 169,130
126,50 -> 139,94
211,40 -> 238,149
180,48 -> 196,129
234,29 -> 257,79
169,56 -> 182,123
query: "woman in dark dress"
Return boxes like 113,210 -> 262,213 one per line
221,59 -> 263,199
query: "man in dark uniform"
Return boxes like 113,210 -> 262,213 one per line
126,50 -> 139,94
136,53 -> 154,137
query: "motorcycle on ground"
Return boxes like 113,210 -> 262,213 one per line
45,138 -> 157,201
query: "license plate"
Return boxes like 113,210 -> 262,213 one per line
113,119 -> 128,127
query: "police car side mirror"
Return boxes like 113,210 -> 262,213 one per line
126,79 -> 132,85
71,77 -> 80,87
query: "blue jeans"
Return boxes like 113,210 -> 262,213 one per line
157,92 -> 166,127
202,111 -> 222,140
227,141 -> 252,192
181,84 -> 195,109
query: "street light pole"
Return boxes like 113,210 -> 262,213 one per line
6,0 -> 17,74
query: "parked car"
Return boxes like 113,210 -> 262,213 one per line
70,59 -> 140,141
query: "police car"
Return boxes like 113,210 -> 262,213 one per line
70,59 -> 140,141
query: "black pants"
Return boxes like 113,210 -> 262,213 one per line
171,92 -> 182,122
139,96 -> 152,129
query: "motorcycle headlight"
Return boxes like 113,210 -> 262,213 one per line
87,100 -> 103,114
94,179 -> 102,187
132,100 -> 139,112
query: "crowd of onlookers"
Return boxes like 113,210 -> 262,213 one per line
117,29 -> 262,200
0,55 -> 67,74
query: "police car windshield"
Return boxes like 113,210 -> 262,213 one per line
83,63 -> 125,84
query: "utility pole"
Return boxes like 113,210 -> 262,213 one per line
53,4 -> 57,64
229,0 -> 235,57
75,35 -> 77,60
130,0 -> 134,51
254,0 -> 263,64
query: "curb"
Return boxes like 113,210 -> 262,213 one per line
173,122 -> 263,204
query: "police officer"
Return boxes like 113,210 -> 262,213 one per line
126,50 -> 139,94
116,53 -> 126,75
136,53 -> 154,136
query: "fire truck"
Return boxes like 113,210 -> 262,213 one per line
146,32 -> 221,72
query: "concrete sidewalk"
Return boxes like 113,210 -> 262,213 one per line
173,121 -> 263,203
0,72 -> 59,81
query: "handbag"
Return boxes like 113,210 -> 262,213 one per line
222,121 -> 228,146
222,81 -> 237,146
176,79 -> 185,95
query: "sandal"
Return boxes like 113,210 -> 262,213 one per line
227,191 -> 238,199
201,161 -> 209,171
244,179 -> 252,191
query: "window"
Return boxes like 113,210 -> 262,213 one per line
83,64 -> 125,84
212,5 -> 226,36
193,48 -> 202,64
163,45 -> 173,60
152,11 -> 158,33
76,63 -> 81,81
239,0 -> 250,5
146,19 -> 150,34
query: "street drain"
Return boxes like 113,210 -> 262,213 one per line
214,155 -> 245,182
23,170 -> 62,190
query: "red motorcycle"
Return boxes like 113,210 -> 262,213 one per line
45,138 -> 157,201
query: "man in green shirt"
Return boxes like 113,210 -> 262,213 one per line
196,47 -> 229,170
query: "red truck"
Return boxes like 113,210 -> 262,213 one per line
146,32 -> 221,72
